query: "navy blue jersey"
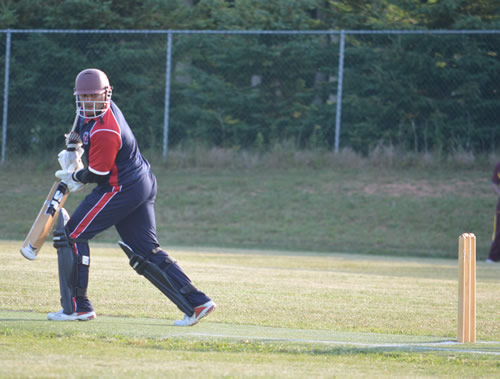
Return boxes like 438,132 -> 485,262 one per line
76,100 -> 150,188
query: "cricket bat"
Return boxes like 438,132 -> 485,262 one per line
20,181 -> 70,260
20,112 -> 80,260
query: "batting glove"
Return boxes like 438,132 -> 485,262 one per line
57,147 -> 84,173
55,170 -> 85,192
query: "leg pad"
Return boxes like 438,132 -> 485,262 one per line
53,209 -> 88,314
118,241 -> 195,316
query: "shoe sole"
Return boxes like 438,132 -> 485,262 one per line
76,316 -> 96,321
48,313 -> 96,321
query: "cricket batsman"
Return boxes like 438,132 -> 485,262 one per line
48,68 -> 215,325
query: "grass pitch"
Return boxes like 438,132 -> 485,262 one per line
1,241 -> 499,377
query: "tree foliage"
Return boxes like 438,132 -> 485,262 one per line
0,0 -> 499,155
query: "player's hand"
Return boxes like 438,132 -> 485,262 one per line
57,148 -> 84,173
55,170 -> 85,192
65,130 -> 82,148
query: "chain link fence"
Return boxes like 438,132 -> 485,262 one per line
1,29 -> 499,164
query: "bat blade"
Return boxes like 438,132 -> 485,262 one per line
20,182 -> 69,260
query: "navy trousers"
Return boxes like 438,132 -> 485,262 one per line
66,172 -> 210,312
489,198 -> 500,262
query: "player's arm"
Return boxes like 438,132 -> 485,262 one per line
72,129 -> 121,185
58,115 -> 84,172
72,168 -> 109,184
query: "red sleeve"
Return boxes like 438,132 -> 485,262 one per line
493,163 -> 500,185
88,130 -> 121,174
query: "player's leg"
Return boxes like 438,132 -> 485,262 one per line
115,175 -> 215,325
488,209 -> 500,262
49,185 -> 131,319
115,205 -> 213,308
48,209 -> 95,321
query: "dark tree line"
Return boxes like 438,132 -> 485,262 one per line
0,0 -> 499,155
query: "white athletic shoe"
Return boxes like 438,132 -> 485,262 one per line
486,258 -> 497,264
174,300 -> 216,326
48,309 -> 96,321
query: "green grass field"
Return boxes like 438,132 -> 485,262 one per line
0,154 -> 497,258
1,155 -> 500,377
1,241 -> 499,377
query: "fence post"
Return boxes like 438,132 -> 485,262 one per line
162,31 -> 173,160
1,30 -> 11,166
334,30 -> 345,153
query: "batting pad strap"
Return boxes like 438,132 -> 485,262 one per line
53,226 -> 88,249
75,287 -> 88,297
129,255 -> 149,275
157,257 -> 173,271
151,247 -> 163,255
53,229 -> 70,249
180,283 -> 196,295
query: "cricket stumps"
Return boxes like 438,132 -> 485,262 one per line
458,233 -> 476,343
